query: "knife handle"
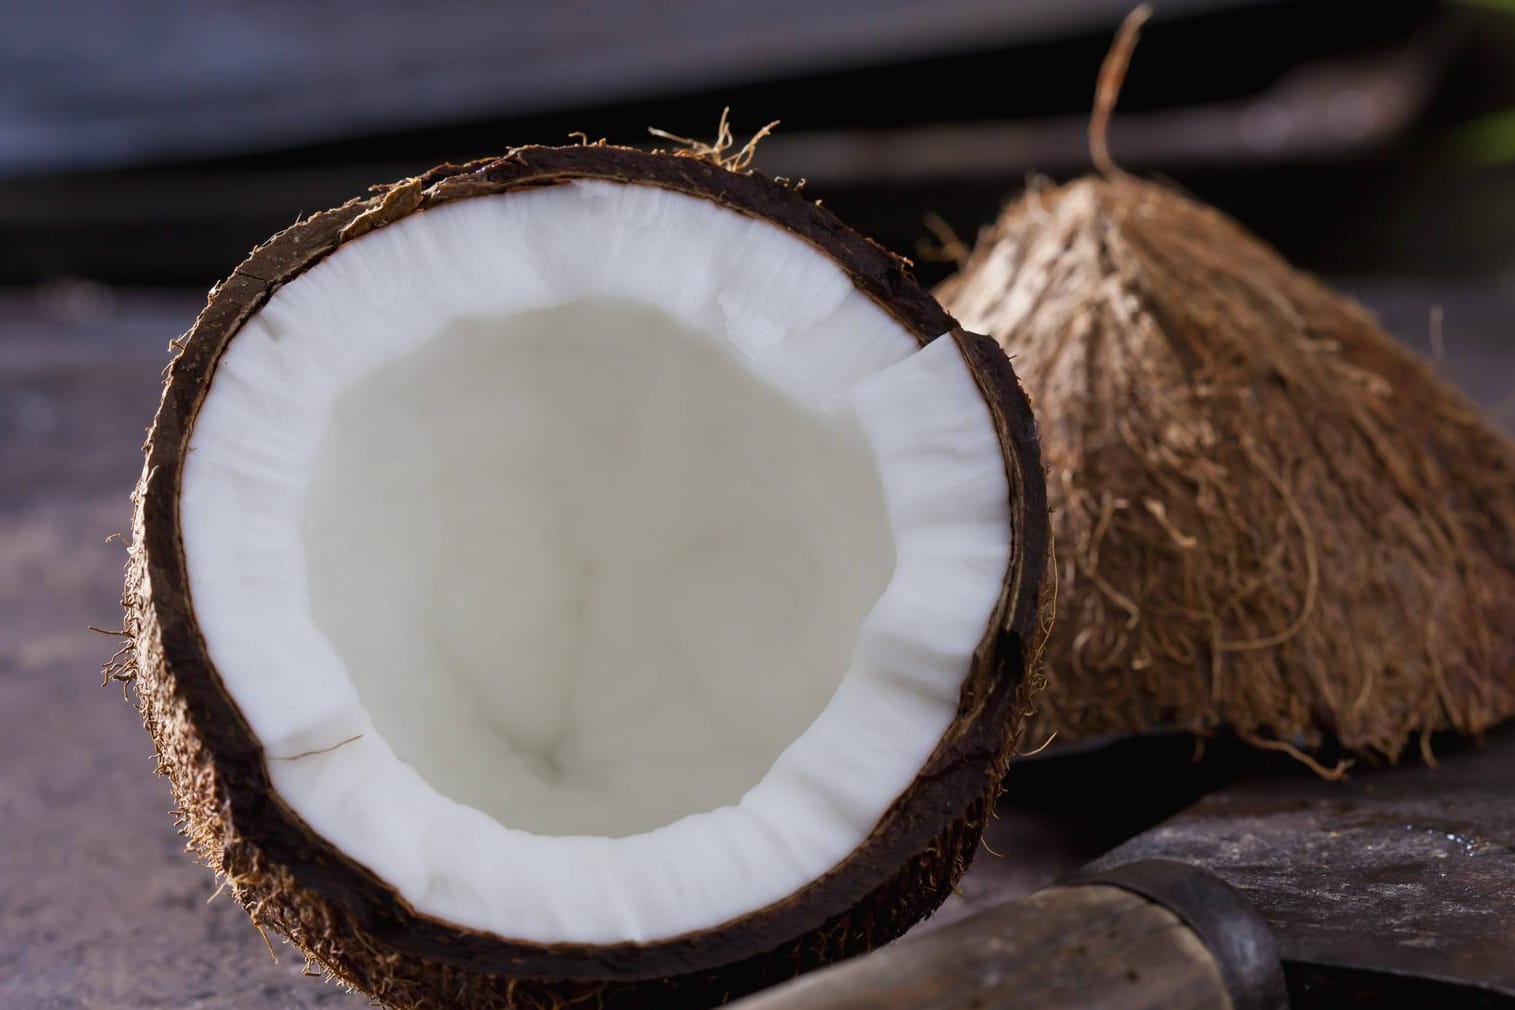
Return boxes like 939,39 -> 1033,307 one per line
733,859 -> 1288,1010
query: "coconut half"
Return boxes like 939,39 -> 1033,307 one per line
117,145 -> 1048,1009
938,172 -> 1515,763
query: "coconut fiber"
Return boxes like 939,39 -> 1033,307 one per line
939,173 -> 1515,764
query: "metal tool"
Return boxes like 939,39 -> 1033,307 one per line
729,727 -> 1515,1010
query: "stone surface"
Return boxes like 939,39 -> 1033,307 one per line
0,291 -> 341,1007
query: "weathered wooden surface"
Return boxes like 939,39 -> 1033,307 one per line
0,284 -> 1509,1008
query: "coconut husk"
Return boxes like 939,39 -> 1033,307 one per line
938,169 -> 1515,763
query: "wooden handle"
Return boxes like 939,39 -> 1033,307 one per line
731,861 -> 1287,1010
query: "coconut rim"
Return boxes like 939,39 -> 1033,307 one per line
134,144 -> 1048,979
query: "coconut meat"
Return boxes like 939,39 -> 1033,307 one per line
179,180 -> 1011,944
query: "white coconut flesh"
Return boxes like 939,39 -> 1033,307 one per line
180,180 -> 1012,945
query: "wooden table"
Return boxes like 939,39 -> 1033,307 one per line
2,284 -> 1508,1008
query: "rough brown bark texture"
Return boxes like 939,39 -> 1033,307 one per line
115,146 -> 1050,1009
938,174 -> 1515,763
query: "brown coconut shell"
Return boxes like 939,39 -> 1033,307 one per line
938,171 -> 1515,764
112,144 -> 1050,1009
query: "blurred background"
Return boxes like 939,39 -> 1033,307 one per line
4,0 -> 1513,418
1,2 -> 1512,1007
2,0 -> 1514,282
3,0 -> 1514,286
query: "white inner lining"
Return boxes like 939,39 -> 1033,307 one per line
302,298 -> 896,838
180,180 -> 1012,944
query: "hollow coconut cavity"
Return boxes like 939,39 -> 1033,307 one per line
118,145 -> 1048,1009
937,172 -> 1515,765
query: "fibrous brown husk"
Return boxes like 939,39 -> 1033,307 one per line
938,173 -> 1515,763
111,143 -> 1050,1009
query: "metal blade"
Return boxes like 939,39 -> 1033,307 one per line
1095,727 -> 1515,1008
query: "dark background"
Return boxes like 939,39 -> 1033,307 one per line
1,2 -> 1512,1007
2,0 -> 1514,288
